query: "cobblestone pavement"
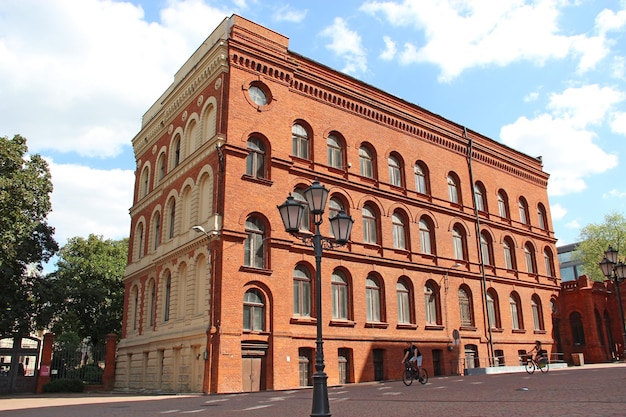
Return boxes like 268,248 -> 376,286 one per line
1,363 -> 626,417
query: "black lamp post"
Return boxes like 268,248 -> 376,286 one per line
599,245 -> 626,360
277,180 -> 353,417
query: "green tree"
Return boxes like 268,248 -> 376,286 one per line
576,212 -> 626,282
0,134 -> 58,336
42,235 -> 128,346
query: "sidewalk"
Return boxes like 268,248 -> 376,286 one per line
2,361 -> 625,412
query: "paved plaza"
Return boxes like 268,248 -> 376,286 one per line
1,363 -> 625,416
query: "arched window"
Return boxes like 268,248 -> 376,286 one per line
157,153 -> 166,183
544,247 -> 554,277
480,232 -> 493,266
366,275 -> 382,322
537,203 -> 547,230
244,216 -> 266,269
293,265 -> 312,317
503,237 -> 516,270
163,273 -> 171,322
243,289 -> 265,331
359,145 -> 374,178
486,289 -> 501,329
447,173 -> 460,204
328,196 -> 345,238
131,286 -> 139,331
531,294 -> 544,331
392,211 -> 407,250
136,223 -> 145,260
509,292 -> 523,330
419,217 -> 434,255
362,204 -> 378,244
396,279 -> 412,324
452,225 -> 467,261
152,212 -> 161,251
570,312 -> 585,346
168,199 -> 176,239
141,166 -> 150,198
172,134 -> 181,169
293,188 -> 311,232
474,182 -> 487,212
424,281 -> 441,325
497,190 -> 509,218
458,285 -> 474,327
518,197 -> 529,225
148,279 -> 156,328
414,162 -> 429,194
246,137 -> 266,179
331,270 -> 349,320
388,154 -> 402,187
525,242 -> 536,274
327,134 -> 343,169
292,123 -> 309,159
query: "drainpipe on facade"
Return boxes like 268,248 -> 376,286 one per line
464,126 -> 495,366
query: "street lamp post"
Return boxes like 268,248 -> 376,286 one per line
599,245 -> 626,360
277,180 -> 354,417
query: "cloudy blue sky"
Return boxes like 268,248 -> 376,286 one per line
1,0 -> 625,259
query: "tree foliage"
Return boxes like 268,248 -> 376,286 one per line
0,135 -> 58,336
40,235 -> 128,346
576,212 -> 626,282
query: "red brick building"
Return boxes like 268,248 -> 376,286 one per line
115,15 -> 561,394
554,275 -> 623,364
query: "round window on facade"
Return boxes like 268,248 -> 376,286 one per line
248,84 -> 268,106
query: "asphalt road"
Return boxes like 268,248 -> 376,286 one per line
2,363 -> 625,417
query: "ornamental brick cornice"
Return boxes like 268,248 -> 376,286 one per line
132,49 -> 228,155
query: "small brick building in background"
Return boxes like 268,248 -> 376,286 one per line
115,15 -> 562,394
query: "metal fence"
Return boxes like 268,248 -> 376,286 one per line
51,341 -> 106,385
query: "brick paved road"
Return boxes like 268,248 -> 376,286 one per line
1,363 -> 625,416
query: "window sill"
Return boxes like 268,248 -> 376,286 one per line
365,322 -> 389,329
490,327 -> 504,333
239,266 -> 272,275
396,323 -> 418,330
512,329 -> 527,334
290,316 -> 316,325
533,330 -> 547,334
241,174 -> 273,187
424,324 -> 444,331
459,326 -> 477,332
329,320 -> 356,328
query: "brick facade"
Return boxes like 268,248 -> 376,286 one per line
115,15 -> 561,394
555,275 -> 624,363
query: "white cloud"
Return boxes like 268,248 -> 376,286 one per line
319,17 -> 367,75
273,5 -> 307,22
611,111 -> 626,135
550,203 -> 567,220
500,113 -> 617,196
380,36 -> 397,60
0,0 -> 229,157
360,0 -> 620,81
547,84 -> 625,128
566,219 -> 581,229
603,189 -> 626,199
524,91 -> 540,102
47,160 -> 134,247
501,83 -> 624,197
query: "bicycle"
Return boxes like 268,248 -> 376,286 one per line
524,354 -> 549,374
402,361 -> 428,386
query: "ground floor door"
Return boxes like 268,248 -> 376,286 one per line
0,336 -> 40,394
242,357 -> 262,392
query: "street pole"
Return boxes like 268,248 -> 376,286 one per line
311,214 -> 329,417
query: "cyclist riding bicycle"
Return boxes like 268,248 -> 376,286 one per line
528,340 -> 547,362
401,342 -> 423,375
